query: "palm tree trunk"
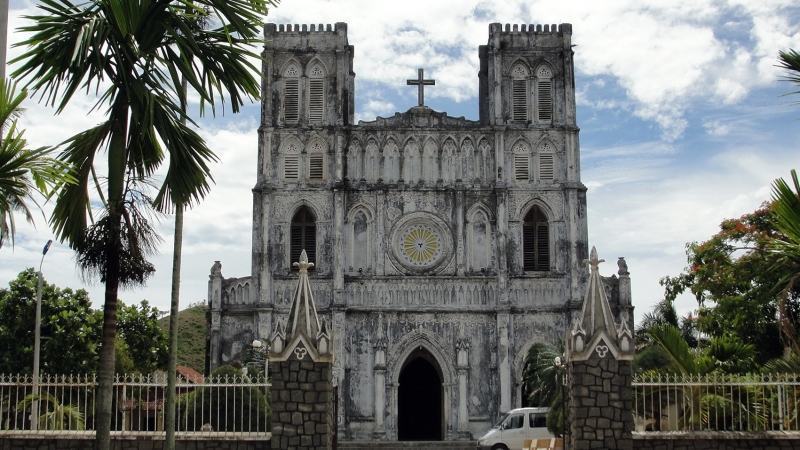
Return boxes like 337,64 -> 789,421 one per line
165,202 -> 183,449
95,96 -> 128,450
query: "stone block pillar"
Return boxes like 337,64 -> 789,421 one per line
567,247 -> 634,450
269,250 -> 335,450
270,357 -> 334,450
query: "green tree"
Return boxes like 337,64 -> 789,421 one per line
0,268 -> 100,374
12,1 -> 271,447
520,343 -> 567,437
768,171 -> 800,352
660,204 -> 798,363
0,78 -> 71,248
117,300 -> 168,373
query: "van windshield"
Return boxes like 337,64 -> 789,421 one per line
493,413 -> 509,429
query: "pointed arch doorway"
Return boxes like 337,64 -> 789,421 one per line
397,347 -> 444,441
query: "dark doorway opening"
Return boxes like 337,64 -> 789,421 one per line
398,348 -> 443,441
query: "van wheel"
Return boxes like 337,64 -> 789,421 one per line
491,445 -> 509,450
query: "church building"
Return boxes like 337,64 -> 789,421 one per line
206,22 -> 626,441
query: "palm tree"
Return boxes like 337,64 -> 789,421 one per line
520,342 -> 566,436
0,78 -> 71,248
17,392 -> 86,430
769,170 -> 800,353
12,1 -> 271,447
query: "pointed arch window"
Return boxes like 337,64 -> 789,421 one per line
308,139 -> 326,181
383,141 -> 400,182
512,141 -> 531,181
308,63 -> 326,123
523,206 -> 549,271
283,64 -> 300,124
537,141 -> 555,182
535,65 -> 553,122
511,63 -> 530,123
283,140 -> 301,181
291,207 -> 316,268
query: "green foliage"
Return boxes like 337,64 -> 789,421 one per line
16,392 -> 86,430
118,300 -> 168,373
158,304 -> 208,373
177,365 -> 269,431
0,269 -> 100,374
769,170 -> 800,352
520,343 -> 566,436
0,78 -> 73,248
0,270 -> 169,374
660,204 -> 798,363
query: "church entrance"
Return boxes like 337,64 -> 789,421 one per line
397,348 -> 443,441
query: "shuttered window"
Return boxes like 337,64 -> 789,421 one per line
291,207 -> 316,268
308,79 -> 325,122
537,79 -> 552,121
512,79 -> 528,122
309,154 -> 324,180
539,153 -> 554,181
523,207 -> 549,271
514,154 -> 529,180
284,155 -> 299,180
284,78 -> 299,124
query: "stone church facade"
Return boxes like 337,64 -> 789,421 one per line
206,22 -> 618,441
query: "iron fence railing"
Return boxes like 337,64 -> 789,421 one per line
0,373 -> 270,438
633,373 -> 800,432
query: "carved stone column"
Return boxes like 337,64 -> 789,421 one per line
456,338 -> 470,434
373,334 -> 387,437
207,261 -> 223,370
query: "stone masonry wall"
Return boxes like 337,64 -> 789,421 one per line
270,359 -> 333,450
569,353 -> 634,450
633,433 -> 800,450
0,438 -> 270,450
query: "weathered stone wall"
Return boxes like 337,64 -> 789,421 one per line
569,354 -> 634,449
270,359 -> 334,450
0,438 -> 270,450
633,432 -> 800,450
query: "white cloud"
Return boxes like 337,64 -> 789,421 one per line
265,0 -> 800,138
587,144 -> 798,322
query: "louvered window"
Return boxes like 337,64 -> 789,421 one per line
284,78 -> 299,124
512,79 -> 528,122
539,153 -> 554,181
284,155 -> 299,180
291,207 -> 316,268
537,79 -> 553,121
514,155 -> 529,180
523,207 -> 549,271
309,154 -> 324,180
535,65 -> 553,122
308,79 -> 325,122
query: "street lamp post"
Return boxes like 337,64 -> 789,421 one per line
31,239 -> 52,431
554,354 -> 568,450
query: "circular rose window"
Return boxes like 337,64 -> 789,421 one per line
400,224 -> 443,267
389,213 -> 452,272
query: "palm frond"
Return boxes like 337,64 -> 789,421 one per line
648,324 -> 697,374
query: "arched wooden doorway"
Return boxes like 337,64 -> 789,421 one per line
397,348 -> 443,440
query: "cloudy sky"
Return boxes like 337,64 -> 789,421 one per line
2,0 -> 800,322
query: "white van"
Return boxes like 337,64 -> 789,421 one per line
476,407 -> 553,450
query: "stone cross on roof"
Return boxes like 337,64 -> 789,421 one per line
286,250 -> 321,340
407,68 -> 435,107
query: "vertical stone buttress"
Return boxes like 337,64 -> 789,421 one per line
567,247 -> 634,450
478,23 -> 583,416
207,262 -> 223,370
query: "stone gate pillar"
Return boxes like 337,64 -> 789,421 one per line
566,247 -> 634,450
270,251 -> 335,450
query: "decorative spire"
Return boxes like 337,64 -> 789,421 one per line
570,246 -> 632,360
286,250 -> 321,340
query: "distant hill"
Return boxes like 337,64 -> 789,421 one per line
158,304 -> 208,374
